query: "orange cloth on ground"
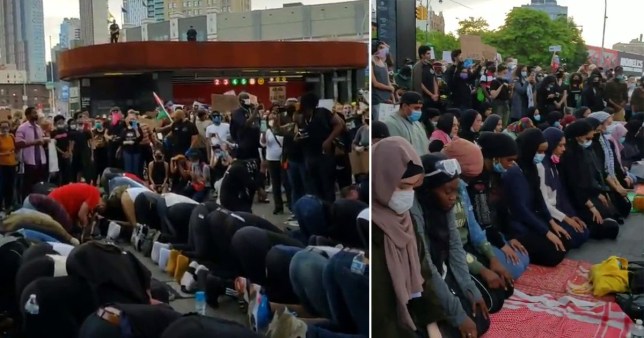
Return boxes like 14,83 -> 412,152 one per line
0,134 -> 17,166
49,183 -> 101,221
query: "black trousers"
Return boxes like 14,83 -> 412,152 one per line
305,154 -> 336,203
517,231 -> 569,267
57,157 -> 72,186
267,160 -> 286,212
134,192 -> 163,230
0,164 -> 16,209
439,271 -> 491,338
165,203 -> 198,243
161,315 -> 262,338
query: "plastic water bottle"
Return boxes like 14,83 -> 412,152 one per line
195,291 -> 206,315
631,319 -> 644,338
24,294 -> 39,315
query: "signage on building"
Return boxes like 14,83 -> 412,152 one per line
618,51 -> 644,76
60,85 -> 70,101
269,86 -> 286,104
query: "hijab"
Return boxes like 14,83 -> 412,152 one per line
561,119 -> 594,191
458,109 -> 480,142
542,127 -> 564,188
546,111 -> 563,128
506,117 -> 534,134
607,123 -> 627,165
372,136 -> 424,331
481,114 -> 501,132
574,106 -> 590,119
515,128 -> 547,194
429,113 -> 455,145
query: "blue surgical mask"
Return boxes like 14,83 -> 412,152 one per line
493,161 -> 506,174
619,136 -> 626,144
534,115 -> 541,122
554,121 -> 561,128
580,140 -> 592,148
533,153 -> 545,164
408,110 -> 422,123
521,71 -> 528,78
212,116 -> 221,124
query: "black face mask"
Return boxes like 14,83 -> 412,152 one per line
154,155 -> 163,161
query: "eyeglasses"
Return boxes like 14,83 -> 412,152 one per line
425,158 -> 462,178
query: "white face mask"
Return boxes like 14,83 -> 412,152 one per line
388,190 -> 415,214
268,120 -> 274,128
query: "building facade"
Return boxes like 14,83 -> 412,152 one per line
520,0 -> 567,20
166,0 -> 251,18
0,65 -> 27,85
123,0 -> 148,26
415,9 -> 445,34
59,18 -> 82,49
124,0 -> 368,42
613,35 -> 644,56
0,83 -> 49,110
147,0 -> 167,22
79,0 -> 109,46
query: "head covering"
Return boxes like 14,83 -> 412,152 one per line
607,123 -> 628,164
542,127 -> 565,187
371,136 -> 424,331
574,106 -> 590,119
429,113 -> 455,145
458,109 -> 480,142
588,111 -> 610,123
419,153 -> 459,190
477,132 -> 518,159
564,119 -> 593,139
505,117 -> 534,134
586,117 -> 601,130
481,114 -> 501,132
546,111 -> 563,126
516,128 -> 547,191
400,91 -> 423,106
543,127 -> 564,155
561,114 -> 576,128
442,138 -> 483,177
372,121 -> 390,140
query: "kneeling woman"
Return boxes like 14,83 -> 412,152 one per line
503,129 -> 571,267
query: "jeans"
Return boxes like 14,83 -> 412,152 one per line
290,250 -> 332,318
293,195 -> 328,240
287,160 -> 307,209
123,151 -> 141,175
304,154 -> 336,203
108,176 -> 146,194
268,160 -> 289,212
492,246 -> 530,281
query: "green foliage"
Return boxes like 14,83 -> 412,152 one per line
485,8 -> 587,69
457,17 -> 491,36
416,29 -> 460,58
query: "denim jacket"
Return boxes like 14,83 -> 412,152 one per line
458,179 -> 496,273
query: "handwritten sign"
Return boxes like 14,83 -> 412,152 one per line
460,35 -> 484,60
211,94 -> 240,113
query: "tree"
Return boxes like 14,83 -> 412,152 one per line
457,17 -> 491,36
416,29 -> 460,59
485,8 -> 587,69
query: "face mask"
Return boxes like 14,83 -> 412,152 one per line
459,73 -> 468,80
212,116 -> 221,124
377,47 -> 389,58
242,99 -> 251,106
534,115 -> 541,122
551,154 -> 560,164
154,155 -> 163,161
493,161 -> 506,174
268,120 -> 274,128
533,153 -> 545,164
619,136 -> 626,144
95,123 -> 103,129
408,110 -> 422,123
580,139 -> 592,148
56,124 -> 65,129
69,125 -> 78,131
388,190 -> 415,214
521,71 -> 528,78
554,121 -> 561,128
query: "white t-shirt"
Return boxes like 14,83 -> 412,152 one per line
48,242 -> 74,256
127,187 -> 150,201
206,123 -> 231,147
163,193 -> 198,207
263,129 -> 283,161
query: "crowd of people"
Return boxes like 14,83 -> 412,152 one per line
0,90 -> 371,338
372,43 -> 644,338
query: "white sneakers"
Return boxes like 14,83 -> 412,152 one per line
107,222 -> 121,241
158,247 -> 171,269
151,241 -> 170,263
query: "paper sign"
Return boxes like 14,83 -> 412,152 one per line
481,44 -> 497,61
460,35 -> 484,60
211,94 -> 240,113
549,45 -> 562,52
442,51 -> 452,63
248,94 -> 258,106
269,86 -> 286,104
318,99 -> 335,112
349,151 -> 369,175
377,103 -> 399,121
223,90 -> 236,96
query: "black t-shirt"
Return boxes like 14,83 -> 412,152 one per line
566,83 -> 583,108
219,160 -> 258,211
108,121 -> 126,145
297,108 -> 334,157
66,242 -> 151,305
490,78 -> 510,101
171,120 -> 198,156
51,128 -> 71,157
421,63 -> 436,100
283,132 -> 304,162
120,126 -> 143,153
112,303 -> 182,338
187,29 -> 197,40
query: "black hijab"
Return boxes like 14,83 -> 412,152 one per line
574,106 -> 590,119
560,119 -> 594,192
481,114 -> 501,132
436,113 -> 455,136
515,128 -> 547,194
459,109 -> 480,142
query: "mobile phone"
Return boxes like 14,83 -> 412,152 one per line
260,120 -> 268,132
156,133 -> 163,140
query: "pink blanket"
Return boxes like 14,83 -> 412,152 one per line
487,290 -> 633,338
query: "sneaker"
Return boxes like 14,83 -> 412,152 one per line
266,308 -> 307,338
106,222 -> 121,241
248,290 -> 271,333
151,241 -> 170,263
284,220 -> 299,230
180,261 -> 200,293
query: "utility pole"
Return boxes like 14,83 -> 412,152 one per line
425,0 -> 430,43
600,0 -> 607,64
49,35 -> 56,115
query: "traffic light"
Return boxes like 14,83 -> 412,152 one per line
415,6 -> 422,20
421,7 -> 428,20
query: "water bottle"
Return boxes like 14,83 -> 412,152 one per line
24,294 -> 39,315
195,291 -> 206,315
631,319 -> 644,338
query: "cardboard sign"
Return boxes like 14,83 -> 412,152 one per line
211,94 -> 240,113
481,44 -> 497,61
248,94 -> 258,106
377,103 -> 399,121
460,35 -> 484,60
223,90 -> 236,96
0,109 -> 12,122
318,99 -> 335,112
349,151 -> 369,175
442,51 -> 452,63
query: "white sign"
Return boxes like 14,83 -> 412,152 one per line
377,103 -> 399,121
620,57 -> 644,74
549,45 -> 562,52
442,51 -> 452,63
318,99 -> 335,112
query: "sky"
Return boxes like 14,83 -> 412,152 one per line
44,0 -> 643,60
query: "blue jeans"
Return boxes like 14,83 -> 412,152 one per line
290,250 -> 332,319
287,160 -> 307,209
122,151 -> 141,175
107,176 -> 146,194
492,246 -> 530,280
292,195 -> 328,240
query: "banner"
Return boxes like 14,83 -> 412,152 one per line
586,46 -> 619,69
618,51 -> 644,76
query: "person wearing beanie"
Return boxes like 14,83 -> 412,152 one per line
428,113 -> 459,152
371,120 -> 390,144
503,128 -> 570,267
480,114 -> 502,133
588,112 -> 632,219
538,128 -> 591,249
383,91 -> 430,156
410,153 -> 489,338
442,139 -> 515,312
458,109 -> 483,142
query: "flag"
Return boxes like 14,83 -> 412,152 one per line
153,92 -> 171,120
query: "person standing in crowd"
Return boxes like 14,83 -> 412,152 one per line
120,114 -> 144,175
414,46 -> 439,110
0,120 -> 17,214
194,109 -> 212,161
136,112 -> 157,177
148,148 -> 170,193
106,107 -> 126,168
279,104 -> 307,207
41,120 -> 59,182
510,65 -> 530,123
371,41 -> 394,120
603,66 -> 628,121
261,110 -> 287,215
631,79 -> 644,113
168,110 -> 199,158
489,65 -> 511,127
91,119 -> 108,185
296,92 -> 344,202
15,107 -> 48,198
445,49 -> 481,111
581,73 -> 605,112
206,111 -> 231,160
51,115 -> 73,185
71,114 -> 94,183
384,91 -> 429,156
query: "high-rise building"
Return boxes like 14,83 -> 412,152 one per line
520,0 -> 568,20
0,0 -> 47,83
147,0 -> 167,22
123,0 -> 148,26
59,18 -> 81,49
165,0 -> 251,18
79,0 -> 110,46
